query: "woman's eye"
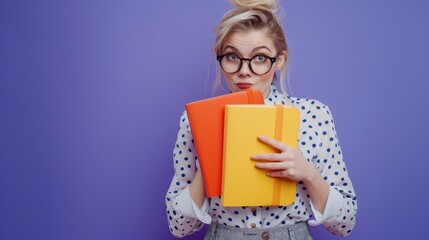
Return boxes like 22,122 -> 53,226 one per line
255,55 -> 267,62
226,54 -> 238,61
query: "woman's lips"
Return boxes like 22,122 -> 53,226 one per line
236,83 -> 253,90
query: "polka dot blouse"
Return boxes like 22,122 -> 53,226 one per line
166,85 -> 357,237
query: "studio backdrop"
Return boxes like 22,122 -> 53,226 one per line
1,0 -> 428,239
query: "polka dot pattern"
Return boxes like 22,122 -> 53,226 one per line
166,85 -> 357,237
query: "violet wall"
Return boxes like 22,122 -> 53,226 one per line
1,0 -> 428,239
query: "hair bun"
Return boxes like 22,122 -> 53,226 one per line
230,0 -> 279,13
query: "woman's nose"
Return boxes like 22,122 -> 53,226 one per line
238,60 -> 252,77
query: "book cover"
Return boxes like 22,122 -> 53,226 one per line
185,89 -> 264,197
222,105 -> 300,206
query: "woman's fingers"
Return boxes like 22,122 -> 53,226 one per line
257,135 -> 291,152
255,161 -> 293,170
251,135 -> 304,180
251,135 -> 294,161
267,169 -> 296,178
251,153 -> 284,162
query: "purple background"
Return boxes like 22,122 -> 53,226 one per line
1,0 -> 428,239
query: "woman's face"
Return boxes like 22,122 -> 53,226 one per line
220,29 -> 285,98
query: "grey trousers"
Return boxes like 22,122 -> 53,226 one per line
204,221 -> 313,240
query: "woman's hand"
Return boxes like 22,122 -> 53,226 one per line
251,135 -> 330,213
250,135 -> 317,182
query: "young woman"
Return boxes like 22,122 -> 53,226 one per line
166,1 -> 357,239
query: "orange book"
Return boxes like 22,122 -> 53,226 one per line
185,90 -> 264,197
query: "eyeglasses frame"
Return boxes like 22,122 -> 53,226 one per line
216,54 -> 277,75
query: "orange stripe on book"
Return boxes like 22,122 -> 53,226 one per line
246,89 -> 255,103
272,105 -> 284,205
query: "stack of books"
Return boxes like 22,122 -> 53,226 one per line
186,90 -> 300,206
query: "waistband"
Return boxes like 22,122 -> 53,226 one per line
205,221 -> 311,240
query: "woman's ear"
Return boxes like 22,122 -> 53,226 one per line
276,51 -> 287,70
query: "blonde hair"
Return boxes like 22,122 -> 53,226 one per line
212,0 -> 289,94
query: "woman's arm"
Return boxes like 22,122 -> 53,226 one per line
189,167 -> 207,208
165,112 -> 208,237
251,104 -> 357,236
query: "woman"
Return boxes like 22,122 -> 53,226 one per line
166,0 -> 357,239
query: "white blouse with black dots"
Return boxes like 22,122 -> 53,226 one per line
166,85 -> 357,237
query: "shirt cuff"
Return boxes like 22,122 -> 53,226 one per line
175,185 -> 212,224
308,186 -> 343,226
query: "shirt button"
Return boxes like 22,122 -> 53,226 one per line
251,223 -> 256,228
261,231 -> 270,240
251,208 -> 257,213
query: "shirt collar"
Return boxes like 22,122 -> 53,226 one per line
265,84 -> 279,100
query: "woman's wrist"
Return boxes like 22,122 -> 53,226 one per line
302,162 -> 330,213
189,168 -> 206,208
303,162 -> 319,185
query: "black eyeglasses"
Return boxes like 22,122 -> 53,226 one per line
217,54 -> 277,75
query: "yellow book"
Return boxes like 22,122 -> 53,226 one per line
221,105 -> 300,207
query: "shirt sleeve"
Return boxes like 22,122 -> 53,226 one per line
165,111 -> 207,237
175,185 -> 211,224
308,185 -> 343,224
309,105 -> 358,236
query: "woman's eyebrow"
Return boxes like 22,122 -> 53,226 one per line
252,46 -> 272,53
223,45 -> 272,54
223,45 -> 238,52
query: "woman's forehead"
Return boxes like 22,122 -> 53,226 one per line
223,29 -> 275,54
